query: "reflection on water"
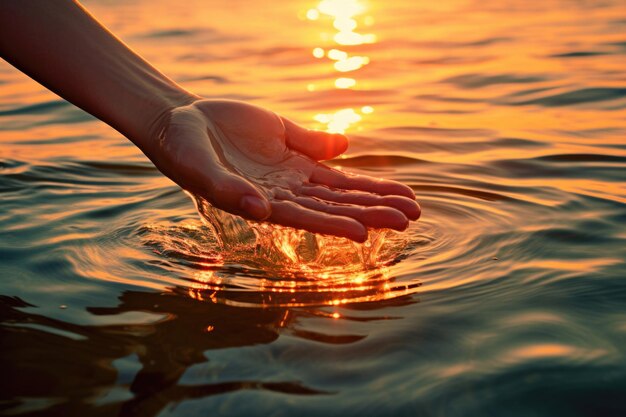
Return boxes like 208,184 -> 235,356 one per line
310,0 -> 377,46
143,195 -> 420,307
0,292 -> 364,416
2,0 -> 626,415
307,0 -> 376,133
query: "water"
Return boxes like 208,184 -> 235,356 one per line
1,0 -> 626,415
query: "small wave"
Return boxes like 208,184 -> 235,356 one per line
555,127 -> 626,139
0,100 -> 69,117
179,74 -> 229,83
389,37 -> 512,50
413,185 -> 509,202
488,155 -> 626,180
134,27 -> 249,44
377,125 -> 493,138
527,227 -> 620,246
74,160 -> 160,176
0,100 -> 95,128
412,55 -> 494,66
11,134 -> 99,146
139,28 -> 199,38
442,73 -> 549,89
414,93 -> 484,104
0,159 -> 28,172
536,153 -> 626,163
549,51 -> 611,58
606,40 -> 626,49
506,87 -> 626,107
504,86 -> 559,98
351,137 -> 545,156
332,154 -> 428,167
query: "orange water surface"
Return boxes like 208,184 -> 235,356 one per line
1,0 -> 626,416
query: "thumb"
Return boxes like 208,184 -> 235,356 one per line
283,117 -> 348,161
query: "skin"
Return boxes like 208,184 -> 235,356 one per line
0,0 -> 420,242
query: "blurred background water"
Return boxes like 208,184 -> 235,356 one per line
1,0 -> 626,416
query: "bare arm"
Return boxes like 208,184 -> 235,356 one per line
0,0 -> 420,242
0,0 -> 195,147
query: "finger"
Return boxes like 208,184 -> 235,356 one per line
273,189 -> 409,231
299,185 -> 421,220
310,165 -> 416,199
283,117 -> 348,161
198,167 -> 271,221
269,200 -> 368,242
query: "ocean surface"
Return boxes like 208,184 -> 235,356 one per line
1,0 -> 626,416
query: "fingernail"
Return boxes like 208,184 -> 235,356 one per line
354,226 -> 368,243
239,195 -> 271,220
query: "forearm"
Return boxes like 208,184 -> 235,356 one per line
0,0 -> 197,148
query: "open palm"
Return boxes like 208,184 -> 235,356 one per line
147,100 -> 420,242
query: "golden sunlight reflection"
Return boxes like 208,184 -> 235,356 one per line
314,108 -> 361,133
306,0 -> 376,133
334,55 -> 370,72
312,47 -> 325,58
165,198 -> 423,308
334,77 -> 357,89
509,344 -> 579,361
309,0 -> 377,46
184,263 -> 420,308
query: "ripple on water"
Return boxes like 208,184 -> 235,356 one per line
136,196 -> 421,308
1,0 -> 626,414
127,176 -> 518,307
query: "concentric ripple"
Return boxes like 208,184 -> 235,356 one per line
130,177 -> 516,307
137,193 -> 419,307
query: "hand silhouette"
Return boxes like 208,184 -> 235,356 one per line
145,100 -> 420,242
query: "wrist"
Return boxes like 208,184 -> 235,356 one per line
117,78 -> 200,152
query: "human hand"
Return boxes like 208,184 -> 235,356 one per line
0,3 -> 419,242
145,100 -> 420,242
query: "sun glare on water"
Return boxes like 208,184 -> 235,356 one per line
315,0 -> 377,46
306,0 -> 376,133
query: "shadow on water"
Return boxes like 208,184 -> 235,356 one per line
0,292 -> 416,417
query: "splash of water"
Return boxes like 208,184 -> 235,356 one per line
192,194 -> 406,275
137,193 -> 417,307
